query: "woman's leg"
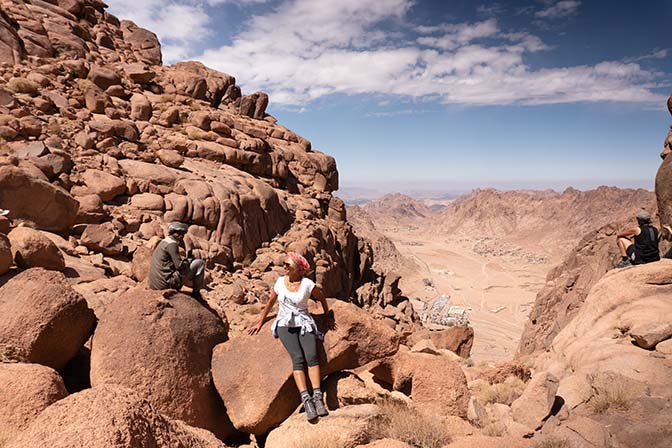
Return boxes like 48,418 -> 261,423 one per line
277,327 -> 317,419
299,332 -> 328,416
292,370 -> 308,392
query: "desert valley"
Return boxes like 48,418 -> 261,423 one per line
348,187 -> 657,362
0,1 -> 672,448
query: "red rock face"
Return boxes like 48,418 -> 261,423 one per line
90,288 -> 231,439
4,385 -> 226,448
656,149 -> 672,230
211,300 -> 400,434
0,268 -> 95,370
370,349 -> 470,418
0,166 -> 79,232
8,227 -> 66,271
0,363 -> 68,435
0,1 -> 416,442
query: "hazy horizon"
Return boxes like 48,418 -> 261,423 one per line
337,177 -> 656,201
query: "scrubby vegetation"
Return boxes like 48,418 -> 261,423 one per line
5,77 -> 40,95
372,400 -> 451,448
588,374 -> 630,413
472,375 -> 527,405
532,437 -> 570,448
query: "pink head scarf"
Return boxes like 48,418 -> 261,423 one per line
286,252 -> 310,274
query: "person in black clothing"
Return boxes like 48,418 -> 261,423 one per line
615,210 -> 661,268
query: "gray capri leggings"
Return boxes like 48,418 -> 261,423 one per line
276,326 -> 319,370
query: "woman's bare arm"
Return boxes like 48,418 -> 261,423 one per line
248,290 -> 278,335
311,286 -> 335,329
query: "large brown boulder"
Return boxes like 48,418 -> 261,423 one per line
511,372 -> 559,430
211,299 -> 400,434
0,363 -> 68,436
8,227 -> 65,271
541,260 -> 672,388
518,220 -> 652,357
90,288 -> 231,439
120,20 -> 162,65
164,61 -> 235,107
4,385 -> 226,448
0,268 -> 95,369
370,348 -> 470,418
0,233 -> 12,274
406,326 -> 474,358
80,169 -> 126,202
80,223 -> 123,256
0,166 -> 78,232
265,404 -> 382,448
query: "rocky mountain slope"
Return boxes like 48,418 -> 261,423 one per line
435,187 -> 656,253
356,188 -> 655,260
1,0 -> 671,447
0,0 -> 419,328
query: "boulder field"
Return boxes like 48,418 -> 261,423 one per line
2,0 -> 671,446
0,0 -> 472,446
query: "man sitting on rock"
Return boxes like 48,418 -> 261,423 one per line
615,211 -> 661,268
148,222 -> 205,299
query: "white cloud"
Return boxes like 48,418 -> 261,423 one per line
106,0 -> 211,63
625,49 -> 669,63
205,0 -> 269,4
417,19 -> 499,50
535,1 -> 581,19
109,0 -> 665,107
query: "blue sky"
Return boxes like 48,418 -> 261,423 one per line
107,0 -> 672,193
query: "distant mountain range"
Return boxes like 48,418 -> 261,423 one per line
349,186 -> 657,257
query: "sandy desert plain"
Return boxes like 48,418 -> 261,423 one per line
347,187 -> 656,363
371,217 -> 551,362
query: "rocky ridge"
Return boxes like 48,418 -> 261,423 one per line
0,0 -> 416,333
1,0 -> 671,447
436,187 -> 656,254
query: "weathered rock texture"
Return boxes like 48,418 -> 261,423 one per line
0,0 -> 424,442
211,300 -> 399,434
90,288 -> 230,439
8,226 -> 65,270
532,260 -> 672,447
517,219 -> 654,356
0,166 -> 79,232
265,404 -> 382,448
0,0 -> 397,325
0,363 -> 68,435
406,326 -> 474,358
0,268 -> 95,369
4,385 -> 226,448
370,348 -> 470,418
656,96 -> 672,255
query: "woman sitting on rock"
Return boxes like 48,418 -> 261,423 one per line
248,252 -> 334,421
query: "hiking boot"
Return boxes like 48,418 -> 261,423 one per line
302,397 -> 318,421
313,394 -> 329,417
615,259 -> 632,269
